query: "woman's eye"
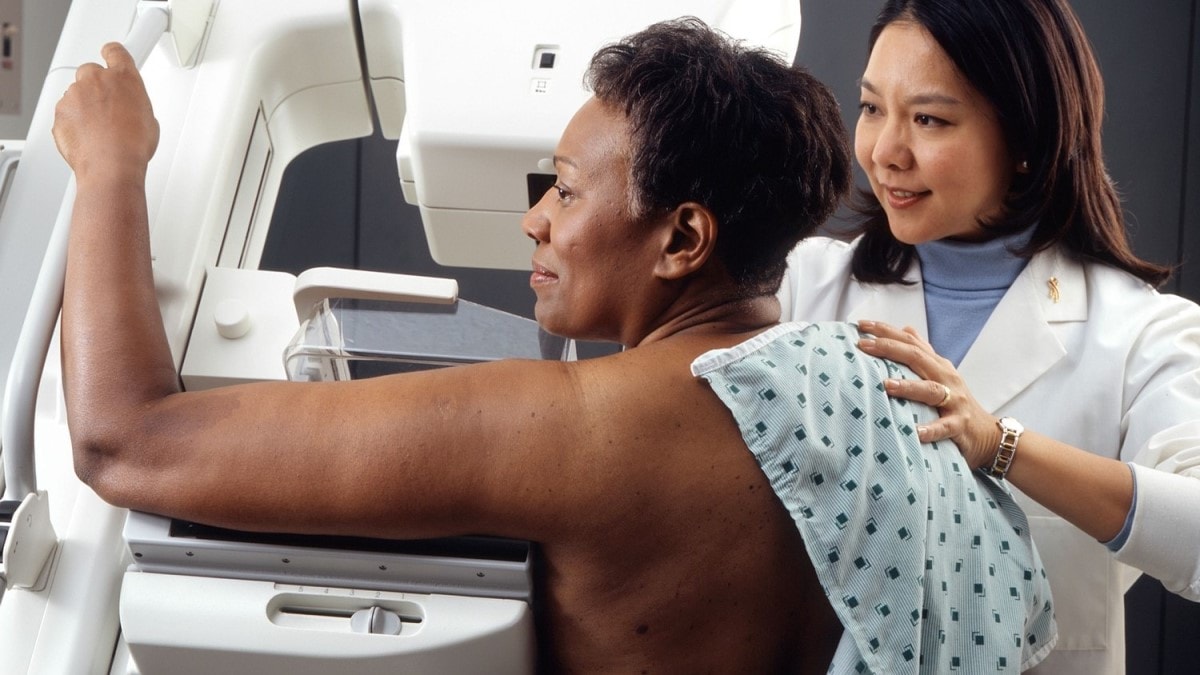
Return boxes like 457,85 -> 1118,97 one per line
858,102 -> 878,115
915,114 -> 944,127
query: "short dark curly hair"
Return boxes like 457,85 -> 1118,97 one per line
585,17 -> 852,296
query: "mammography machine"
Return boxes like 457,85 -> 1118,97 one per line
0,1 -> 800,672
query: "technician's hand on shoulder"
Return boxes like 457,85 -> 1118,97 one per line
856,319 -> 1001,469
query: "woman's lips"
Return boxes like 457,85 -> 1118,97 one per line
530,262 -> 558,286
884,186 -> 929,209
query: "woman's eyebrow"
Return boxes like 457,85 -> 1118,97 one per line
858,77 -> 962,106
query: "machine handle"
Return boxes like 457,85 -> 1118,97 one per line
292,267 -> 458,320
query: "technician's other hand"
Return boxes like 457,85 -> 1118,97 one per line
53,42 -> 159,182
855,320 -> 1001,470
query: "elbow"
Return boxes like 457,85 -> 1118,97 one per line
68,415 -> 141,508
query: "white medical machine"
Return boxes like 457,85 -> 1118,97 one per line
0,1 -> 801,672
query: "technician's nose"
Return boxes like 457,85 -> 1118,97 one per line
869,117 -> 913,172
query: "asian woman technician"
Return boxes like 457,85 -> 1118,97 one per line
777,1 -> 1200,673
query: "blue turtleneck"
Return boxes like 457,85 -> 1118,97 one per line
914,228 -> 1035,367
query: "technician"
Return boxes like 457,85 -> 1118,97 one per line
777,1 -> 1200,673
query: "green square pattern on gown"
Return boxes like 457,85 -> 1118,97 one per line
692,322 -> 1057,674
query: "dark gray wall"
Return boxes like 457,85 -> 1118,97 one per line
1186,1 -> 1200,299
263,2 -> 1200,671
1074,0 -> 1195,298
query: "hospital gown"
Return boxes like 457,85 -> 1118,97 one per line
691,322 -> 1057,674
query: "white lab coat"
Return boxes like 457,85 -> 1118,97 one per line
778,236 -> 1200,675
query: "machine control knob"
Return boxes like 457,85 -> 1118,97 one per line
213,299 -> 251,339
350,606 -> 403,635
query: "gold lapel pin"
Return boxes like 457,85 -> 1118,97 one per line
1048,276 -> 1061,303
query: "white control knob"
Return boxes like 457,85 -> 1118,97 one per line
213,299 -> 251,339
350,606 -> 403,635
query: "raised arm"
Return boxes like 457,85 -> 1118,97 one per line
56,42 -> 178,489
51,43 -> 600,544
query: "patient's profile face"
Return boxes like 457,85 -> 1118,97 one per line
522,97 -> 665,344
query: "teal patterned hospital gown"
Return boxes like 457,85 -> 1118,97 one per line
691,322 -> 1057,674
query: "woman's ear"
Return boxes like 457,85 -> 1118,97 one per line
655,202 -> 717,280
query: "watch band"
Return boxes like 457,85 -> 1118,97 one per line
988,417 -> 1023,479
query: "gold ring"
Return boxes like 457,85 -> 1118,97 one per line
936,384 -> 952,407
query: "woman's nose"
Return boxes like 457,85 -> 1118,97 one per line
521,189 -> 552,243
870,118 -> 913,172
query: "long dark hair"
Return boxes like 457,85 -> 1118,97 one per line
587,17 -> 853,296
850,0 -> 1171,287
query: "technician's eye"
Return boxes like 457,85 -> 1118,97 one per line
914,113 -> 946,127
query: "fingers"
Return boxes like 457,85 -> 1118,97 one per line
857,321 -> 927,355
857,320 -> 916,341
859,322 -> 934,358
73,43 -> 134,84
857,319 -> 954,378
100,42 -> 135,71
914,418 -> 953,445
885,377 -> 952,408
73,63 -> 102,87
883,378 -> 965,445
859,321 -> 1001,466
54,43 -> 159,179
858,334 -> 936,377
883,378 -> 956,443
935,383 -> 952,407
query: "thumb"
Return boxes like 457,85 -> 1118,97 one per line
100,42 -> 136,71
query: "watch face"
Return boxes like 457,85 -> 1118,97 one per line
1000,417 -> 1024,434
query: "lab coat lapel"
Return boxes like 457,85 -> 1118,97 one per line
957,248 -> 1087,412
846,266 -> 932,339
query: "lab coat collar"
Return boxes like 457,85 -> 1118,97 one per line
846,261 -> 930,338
848,246 -> 1088,413
959,246 -> 1087,411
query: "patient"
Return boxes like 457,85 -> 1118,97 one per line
54,18 -> 1054,673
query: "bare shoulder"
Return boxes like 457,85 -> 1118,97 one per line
540,339 -> 774,517
404,337 -> 768,536
486,340 -> 751,514
112,336 -> 762,552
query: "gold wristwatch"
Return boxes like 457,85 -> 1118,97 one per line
988,416 -> 1024,479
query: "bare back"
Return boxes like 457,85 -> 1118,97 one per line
84,326 -> 842,672
526,334 -> 841,673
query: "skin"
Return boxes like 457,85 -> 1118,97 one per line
54,43 -> 841,673
855,21 -> 1017,244
851,21 -> 1135,543
525,98 -> 682,346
